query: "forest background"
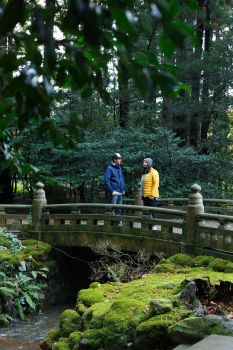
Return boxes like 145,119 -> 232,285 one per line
0,0 -> 232,203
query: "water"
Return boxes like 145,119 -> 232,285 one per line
0,303 -> 73,350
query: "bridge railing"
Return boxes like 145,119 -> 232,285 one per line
0,204 -> 32,231
0,182 -> 233,256
41,203 -> 186,234
158,198 -> 233,215
196,212 -> 233,253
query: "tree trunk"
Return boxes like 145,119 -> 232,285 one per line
118,63 -> 129,128
200,0 -> 213,146
189,1 -> 204,147
0,35 -> 14,203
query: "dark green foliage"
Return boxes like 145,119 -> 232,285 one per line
192,256 -> 215,267
168,254 -> 193,266
0,227 -> 49,324
11,124 -> 231,199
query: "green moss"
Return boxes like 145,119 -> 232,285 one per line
152,263 -> 175,273
209,258 -> 228,272
76,302 -> 87,315
79,329 -> 105,349
44,328 -> 60,349
53,338 -> 70,350
59,309 -> 81,337
102,297 -> 148,342
49,255 -> 233,350
225,262 -> 233,273
82,301 -> 111,330
169,315 -> 233,344
192,255 -> 215,267
0,238 -> 52,266
89,282 -> 101,288
76,283 -> 119,314
68,331 -> 82,349
23,239 -> 51,257
137,313 -> 174,334
168,254 -> 193,266
176,267 -> 193,274
0,237 -> 10,247
149,298 -> 173,316
135,313 -> 175,349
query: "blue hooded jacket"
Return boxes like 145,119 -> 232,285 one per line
104,162 -> 125,194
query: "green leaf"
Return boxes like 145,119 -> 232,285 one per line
183,0 -> 199,10
110,8 -> 137,36
23,293 -> 36,309
15,300 -> 26,320
177,82 -> 192,94
0,287 -> 15,298
31,271 -> 37,279
159,34 -> 175,57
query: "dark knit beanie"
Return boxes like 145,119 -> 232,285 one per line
144,158 -> 153,168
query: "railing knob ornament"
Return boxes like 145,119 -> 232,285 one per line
186,183 -> 204,250
32,182 -> 47,230
191,183 -> 201,193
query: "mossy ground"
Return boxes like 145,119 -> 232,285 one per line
0,238 -> 51,265
44,254 -> 233,350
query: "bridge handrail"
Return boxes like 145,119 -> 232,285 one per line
1,182 -> 233,257
43,203 -> 186,216
198,212 -> 233,221
0,204 -> 32,209
159,198 -> 233,205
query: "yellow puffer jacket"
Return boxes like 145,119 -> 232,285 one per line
142,168 -> 159,198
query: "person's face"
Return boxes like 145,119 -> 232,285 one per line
115,158 -> 122,165
143,160 -> 148,168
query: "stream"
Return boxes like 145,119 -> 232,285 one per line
0,303 -> 74,350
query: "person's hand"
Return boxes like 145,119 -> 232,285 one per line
112,191 -> 120,195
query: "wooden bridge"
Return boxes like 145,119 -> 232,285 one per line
1,183 -> 233,257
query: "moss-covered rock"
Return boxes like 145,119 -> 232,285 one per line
135,313 -> 175,349
59,309 -> 81,337
53,337 -> 70,350
82,301 -> 111,330
77,284 -> 114,309
209,258 -> 228,272
152,263 -> 175,273
102,298 -> 148,341
169,314 -> 233,344
149,298 -> 173,315
78,329 -> 106,349
43,328 -> 60,349
192,255 -> 215,267
47,254 -> 233,350
225,262 -> 233,273
168,254 -> 193,266
68,331 -> 82,349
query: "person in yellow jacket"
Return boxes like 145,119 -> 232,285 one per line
141,158 -> 159,220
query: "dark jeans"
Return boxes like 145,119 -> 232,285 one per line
109,194 -> 123,225
142,197 -> 157,218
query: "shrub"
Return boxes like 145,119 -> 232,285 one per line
192,255 -> 215,267
168,254 -> 193,267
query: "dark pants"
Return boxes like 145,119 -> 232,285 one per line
109,194 -> 123,225
143,197 -> 157,218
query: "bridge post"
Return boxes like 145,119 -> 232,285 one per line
135,186 -> 143,206
186,183 -> 204,251
32,182 -> 47,230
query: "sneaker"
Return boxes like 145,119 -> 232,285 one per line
113,221 -> 123,227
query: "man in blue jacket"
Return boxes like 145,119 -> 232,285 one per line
104,153 -> 125,225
